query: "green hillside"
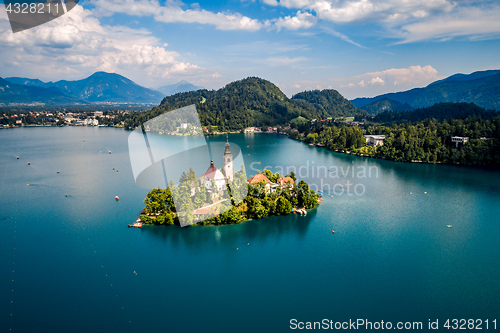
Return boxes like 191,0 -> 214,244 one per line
123,77 -> 362,131
372,102 -> 498,123
291,89 -> 366,117
361,97 -> 414,114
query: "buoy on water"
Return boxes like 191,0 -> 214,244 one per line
332,230 -> 335,233
65,194 -> 68,197
27,162 -> 30,165
236,248 -> 239,250
16,156 -> 19,159
115,196 -> 119,201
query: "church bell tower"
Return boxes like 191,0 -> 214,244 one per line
223,134 -> 234,181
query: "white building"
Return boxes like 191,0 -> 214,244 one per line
364,135 -> 386,146
180,123 -> 188,129
84,118 -> 99,126
451,136 -> 469,148
200,161 -> 227,192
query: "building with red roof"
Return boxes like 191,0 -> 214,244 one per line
247,174 -> 271,184
277,177 -> 294,185
200,160 -> 227,191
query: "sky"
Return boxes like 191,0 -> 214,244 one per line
0,0 -> 499,99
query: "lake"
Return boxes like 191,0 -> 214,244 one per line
1,127 -> 499,332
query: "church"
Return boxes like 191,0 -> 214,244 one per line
199,134 -> 233,192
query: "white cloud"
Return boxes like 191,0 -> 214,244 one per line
321,26 -> 364,48
154,6 -> 263,31
90,0 -> 263,31
332,65 -> 443,99
260,0 -> 500,43
397,5 -> 500,43
0,5 -> 208,84
369,76 -> 384,85
89,0 -> 162,17
259,0 -> 452,23
265,0 -> 456,23
273,11 -> 317,31
262,0 -> 279,6
339,65 -> 440,88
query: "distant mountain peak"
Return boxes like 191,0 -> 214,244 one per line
157,80 -> 204,96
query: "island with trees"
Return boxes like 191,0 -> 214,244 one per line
138,168 -> 320,226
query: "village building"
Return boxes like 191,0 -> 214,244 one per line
451,136 -> 469,148
277,177 -> 295,186
364,135 -> 386,146
84,118 -> 99,126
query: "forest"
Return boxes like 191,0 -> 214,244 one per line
289,103 -> 500,167
122,77 -> 365,131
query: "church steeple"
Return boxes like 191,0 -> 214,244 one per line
223,134 -> 234,180
224,133 -> 231,154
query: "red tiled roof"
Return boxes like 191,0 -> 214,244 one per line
247,174 -> 271,184
277,177 -> 294,185
200,165 -> 224,180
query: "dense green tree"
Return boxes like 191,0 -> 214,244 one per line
275,196 -> 292,215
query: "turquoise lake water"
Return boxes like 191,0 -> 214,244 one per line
1,127 -> 499,332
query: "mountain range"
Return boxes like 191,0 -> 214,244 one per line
351,69 -> 500,112
0,77 -> 85,105
4,72 -> 165,104
2,69 -> 499,114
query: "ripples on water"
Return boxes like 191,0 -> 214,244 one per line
1,127 -> 499,333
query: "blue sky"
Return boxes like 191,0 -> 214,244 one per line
1,0 -> 500,99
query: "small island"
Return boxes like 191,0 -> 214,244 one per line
137,136 -> 320,227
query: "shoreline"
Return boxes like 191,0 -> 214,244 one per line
287,135 -> 498,169
138,204 -> 320,228
4,125 -> 494,168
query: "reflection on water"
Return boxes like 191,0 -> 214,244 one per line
140,208 -> 316,250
